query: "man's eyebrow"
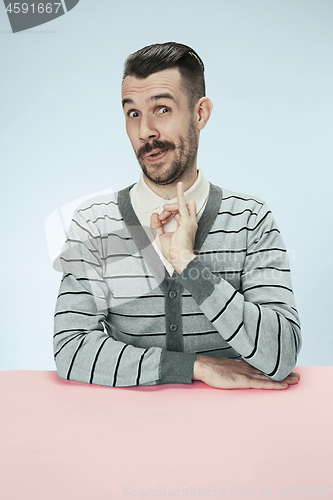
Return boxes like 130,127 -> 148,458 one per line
122,98 -> 134,108
149,93 -> 176,103
122,93 -> 176,108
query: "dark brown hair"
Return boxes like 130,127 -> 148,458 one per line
122,42 -> 206,110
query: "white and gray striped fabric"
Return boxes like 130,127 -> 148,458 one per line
53,182 -> 301,387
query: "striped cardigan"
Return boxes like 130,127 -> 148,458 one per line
53,182 -> 302,387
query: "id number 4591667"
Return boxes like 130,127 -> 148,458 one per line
5,3 -> 62,14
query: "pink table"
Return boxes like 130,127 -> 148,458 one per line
1,367 -> 332,500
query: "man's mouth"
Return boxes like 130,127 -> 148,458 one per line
145,148 -> 169,162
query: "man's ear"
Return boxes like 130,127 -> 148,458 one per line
195,97 -> 213,131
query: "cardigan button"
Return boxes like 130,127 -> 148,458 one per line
169,324 -> 178,332
168,290 -> 177,299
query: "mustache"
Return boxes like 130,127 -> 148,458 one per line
137,140 -> 176,159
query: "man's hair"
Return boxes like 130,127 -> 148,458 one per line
122,42 -> 206,110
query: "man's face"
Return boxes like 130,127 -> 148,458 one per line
122,68 -> 199,186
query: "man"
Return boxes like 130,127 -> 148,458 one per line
54,42 -> 301,390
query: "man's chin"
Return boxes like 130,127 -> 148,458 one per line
139,160 -> 176,185
141,165 -> 181,186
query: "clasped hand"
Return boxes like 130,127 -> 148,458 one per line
150,181 -> 197,274
150,182 -> 301,389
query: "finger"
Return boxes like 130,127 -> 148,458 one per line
281,374 -> 300,385
284,378 -> 299,385
251,372 -> 290,387
162,203 -> 179,212
282,372 -> 300,380
162,201 -> 193,213
257,382 -> 289,390
228,377 -> 288,390
187,199 -> 197,222
150,212 -> 164,238
159,210 -> 178,221
259,370 -> 300,386
288,372 -> 300,379
246,377 -> 289,390
258,370 -> 300,386
176,182 -> 189,218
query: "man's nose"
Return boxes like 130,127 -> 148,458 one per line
139,115 -> 159,142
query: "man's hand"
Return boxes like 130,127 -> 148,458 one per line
193,356 -> 300,390
150,181 -> 198,274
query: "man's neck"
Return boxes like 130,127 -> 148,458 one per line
142,168 -> 199,200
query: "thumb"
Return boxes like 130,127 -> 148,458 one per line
150,212 -> 164,238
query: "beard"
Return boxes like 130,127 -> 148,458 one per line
134,118 -> 198,186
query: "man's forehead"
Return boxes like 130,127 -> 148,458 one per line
121,68 -> 184,103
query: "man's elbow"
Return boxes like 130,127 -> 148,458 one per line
268,351 -> 301,382
271,324 -> 302,381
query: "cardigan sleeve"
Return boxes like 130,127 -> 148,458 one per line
53,208 -> 197,387
178,202 -> 302,382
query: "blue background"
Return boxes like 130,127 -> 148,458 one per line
0,0 -> 332,370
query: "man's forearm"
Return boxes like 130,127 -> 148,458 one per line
192,355 -> 300,389
179,256 -> 300,382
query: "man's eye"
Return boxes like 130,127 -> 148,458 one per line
157,107 -> 170,114
128,111 -> 139,118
